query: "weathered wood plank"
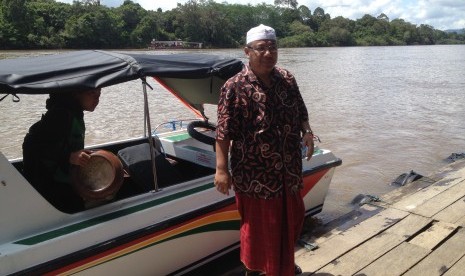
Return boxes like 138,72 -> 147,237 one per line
442,255 -> 465,276
412,179 -> 465,217
403,228 -> 465,276
408,221 -> 458,250
316,233 -> 404,275
392,173 -> 465,215
297,208 -> 408,274
379,177 -> 437,206
356,242 -> 430,276
295,205 -> 383,259
384,213 -> 432,238
433,196 -> 465,224
314,214 -> 431,275
455,215 -> 465,228
380,161 -> 465,205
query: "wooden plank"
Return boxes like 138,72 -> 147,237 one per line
379,177 -> 438,206
315,214 -> 432,275
433,196 -> 465,224
357,242 -> 430,276
408,221 -> 458,250
295,205 -> 383,259
384,213 -> 432,237
442,256 -> 465,276
380,161 -> 465,205
315,233 -> 404,275
297,208 -> 408,274
455,215 -> 465,228
392,173 -> 465,215
412,179 -> 465,217
403,228 -> 465,276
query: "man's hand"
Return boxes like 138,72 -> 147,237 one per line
302,133 -> 314,161
214,169 -> 232,195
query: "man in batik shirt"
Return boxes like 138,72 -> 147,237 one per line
215,24 -> 315,276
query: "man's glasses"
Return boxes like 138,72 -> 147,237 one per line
247,45 -> 278,54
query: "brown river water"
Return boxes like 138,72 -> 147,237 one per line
1,46 -> 464,224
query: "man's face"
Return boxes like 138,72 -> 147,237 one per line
245,39 -> 278,73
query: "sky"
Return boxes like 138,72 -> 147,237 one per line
58,0 -> 465,30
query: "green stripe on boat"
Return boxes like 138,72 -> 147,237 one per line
15,183 -> 214,245
183,145 -> 213,154
90,220 -> 240,268
162,133 -> 191,142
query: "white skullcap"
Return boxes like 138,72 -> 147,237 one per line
246,24 -> 276,44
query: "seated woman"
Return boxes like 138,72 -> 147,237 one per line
22,88 -> 101,213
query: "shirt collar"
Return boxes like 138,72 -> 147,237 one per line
244,64 -> 281,85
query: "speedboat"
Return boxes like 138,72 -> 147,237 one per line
0,50 -> 342,275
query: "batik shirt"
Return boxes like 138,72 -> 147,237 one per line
216,65 -> 309,199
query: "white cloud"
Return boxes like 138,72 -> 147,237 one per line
300,0 -> 464,30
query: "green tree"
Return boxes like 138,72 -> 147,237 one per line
307,7 -> 329,32
131,13 -> 160,47
175,0 -> 203,43
63,5 -> 122,48
114,0 -> 147,46
198,2 -> 234,47
390,18 -> 419,45
418,24 -> 435,44
288,20 -> 311,35
1,0 -> 30,48
25,0 -> 71,48
0,0 -> 462,49
223,4 -> 258,45
377,13 -> 389,22
297,5 -> 311,21
274,0 -> 298,9
320,16 -> 355,46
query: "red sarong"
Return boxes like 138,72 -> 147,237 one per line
236,190 -> 305,276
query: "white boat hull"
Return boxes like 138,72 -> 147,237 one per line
0,139 -> 340,275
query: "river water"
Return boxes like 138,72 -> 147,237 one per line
1,45 -> 464,223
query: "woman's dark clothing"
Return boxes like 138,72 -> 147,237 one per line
23,96 -> 85,213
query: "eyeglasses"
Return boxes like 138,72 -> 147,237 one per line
247,45 -> 278,54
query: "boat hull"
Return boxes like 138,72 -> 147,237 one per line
1,150 -> 339,276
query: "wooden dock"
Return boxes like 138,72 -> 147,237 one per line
295,159 -> 465,275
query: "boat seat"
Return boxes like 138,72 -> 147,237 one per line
117,142 -> 182,192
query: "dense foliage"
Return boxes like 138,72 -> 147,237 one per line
1,0 -> 464,49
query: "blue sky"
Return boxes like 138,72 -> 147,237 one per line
58,0 -> 464,30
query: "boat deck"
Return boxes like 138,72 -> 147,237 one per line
222,159 -> 465,275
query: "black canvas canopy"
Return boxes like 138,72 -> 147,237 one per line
0,50 -> 243,96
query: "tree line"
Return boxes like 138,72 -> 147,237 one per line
1,0 -> 464,50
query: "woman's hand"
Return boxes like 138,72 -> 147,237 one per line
69,150 -> 93,167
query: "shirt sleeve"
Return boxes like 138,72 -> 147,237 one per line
216,78 -> 240,141
286,70 -> 309,123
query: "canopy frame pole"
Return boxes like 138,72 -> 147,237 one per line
141,78 -> 158,192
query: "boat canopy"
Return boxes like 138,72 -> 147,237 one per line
0,50 -> 243,95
